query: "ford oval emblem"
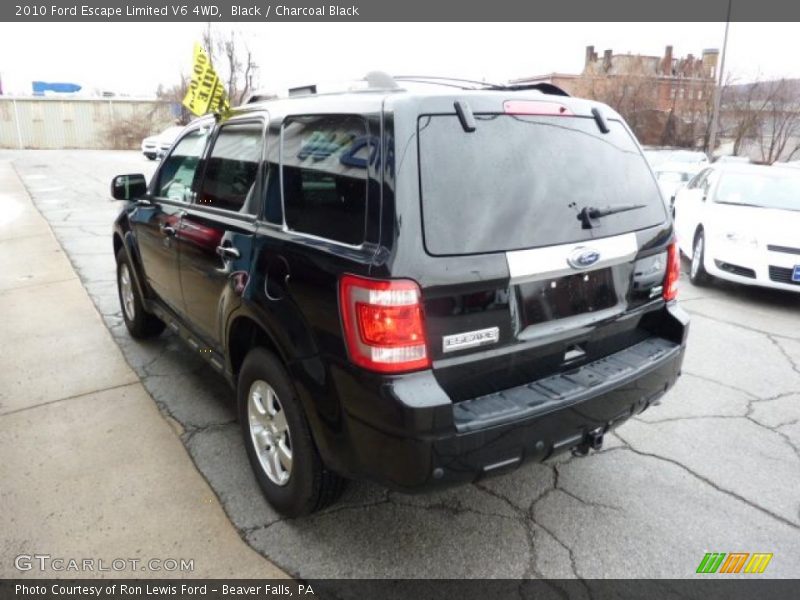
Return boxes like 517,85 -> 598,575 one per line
567,247 -> 600,269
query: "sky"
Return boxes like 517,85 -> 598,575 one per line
0,22 -> 799,97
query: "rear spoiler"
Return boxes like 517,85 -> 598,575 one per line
503,83 -> 570,97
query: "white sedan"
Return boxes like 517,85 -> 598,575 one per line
653,161 -> 702,209
141,125 -> 185,161
674,164 -> 800,292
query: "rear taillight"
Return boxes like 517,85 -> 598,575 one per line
339,274 -> 430,373
663,242 -> 680,301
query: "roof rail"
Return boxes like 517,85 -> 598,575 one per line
243,73 -> 571,104
394,75 -> 505,90
396,75 -> 569,96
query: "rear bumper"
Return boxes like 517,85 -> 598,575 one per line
309,304 -> 688,492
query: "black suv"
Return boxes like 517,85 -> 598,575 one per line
111,79 -> 688,516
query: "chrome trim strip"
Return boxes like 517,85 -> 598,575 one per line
505,232 -> 638,284
483,456 -> 521,472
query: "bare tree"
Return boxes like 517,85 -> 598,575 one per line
719,77 -> 770,157
573,57 -> 661,143
156,77 -> 191,125
692,74 -> 730,153
756,79 -> 800,164
103,105 -> 167,149
201,24 -> 258,105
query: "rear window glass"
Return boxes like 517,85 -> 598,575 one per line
418,114 -> 666,255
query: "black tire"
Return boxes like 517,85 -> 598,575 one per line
689,229 -> 713,286
115,249 -> 165,338
238,347 -> 346,517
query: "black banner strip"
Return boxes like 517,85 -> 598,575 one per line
2,579 -> 799,600
4,0 -> 800,22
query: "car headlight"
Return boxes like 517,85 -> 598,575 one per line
722,231 -> 758,247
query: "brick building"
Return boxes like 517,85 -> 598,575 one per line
512,45 -> 720,145
514,45 -> 718,106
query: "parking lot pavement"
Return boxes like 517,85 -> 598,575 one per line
3,149 -> 799,579
0,158 -> 287,579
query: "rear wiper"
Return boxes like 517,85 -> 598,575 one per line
576,203 -> 647,229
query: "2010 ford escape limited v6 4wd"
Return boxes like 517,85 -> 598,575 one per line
110,76 -> 689,516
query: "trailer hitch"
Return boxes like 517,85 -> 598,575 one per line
572,427 -> 605,456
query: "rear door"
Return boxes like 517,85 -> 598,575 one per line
265,113 -> 380,362
178,118 -> 265,349
411,98 -> 671,399
133,125 -> 211,314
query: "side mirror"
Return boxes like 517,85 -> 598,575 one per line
111,174 -> 147,201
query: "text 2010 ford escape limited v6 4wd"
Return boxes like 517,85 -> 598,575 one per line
110,76 -> 689,516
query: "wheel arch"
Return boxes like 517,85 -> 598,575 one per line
226,312 -> 287,380
115,229 -> 152,303
688,223 -> 705,259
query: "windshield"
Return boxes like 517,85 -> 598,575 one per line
715,171 -> 800,211
418,114 -> 667,255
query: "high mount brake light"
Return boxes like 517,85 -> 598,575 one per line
503,100 -> 574,116
664,242 -> 680,301
339,274 -> 430,373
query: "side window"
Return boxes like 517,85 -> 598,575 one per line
197,121 -> 264,214
264,124 -> 282,224
155,127 -> 210,202
281,115 -> 369,245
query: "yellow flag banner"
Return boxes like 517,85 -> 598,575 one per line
182,43 -> 230,117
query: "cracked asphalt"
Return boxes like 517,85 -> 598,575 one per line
4,149 -> 799,579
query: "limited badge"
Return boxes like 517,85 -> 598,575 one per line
443,327 -> 500,353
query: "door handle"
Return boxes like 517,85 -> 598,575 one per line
216,245 -> 241,259
160,224 -> 177,236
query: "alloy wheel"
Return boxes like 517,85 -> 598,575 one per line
691,236 -> 704,279
119,263 -> 136,321
248,380 -> 293,486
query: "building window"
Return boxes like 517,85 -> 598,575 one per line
670,87 -> 677,99
678,88 -> 685,100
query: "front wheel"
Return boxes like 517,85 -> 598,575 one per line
689,230 -> 713,286
238,347 -> 346,516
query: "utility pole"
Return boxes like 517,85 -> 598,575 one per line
707,0 -> 732,159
